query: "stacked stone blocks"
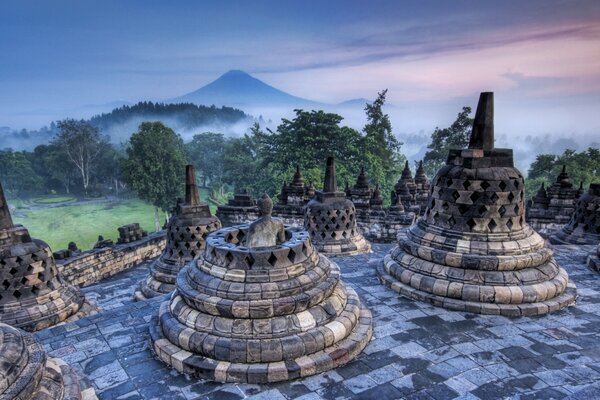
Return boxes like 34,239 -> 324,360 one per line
150,224 -> 372,383
378,92 -> 576,316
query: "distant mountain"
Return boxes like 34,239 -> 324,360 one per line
336,98 -> 370,107
170,70 -> 324,108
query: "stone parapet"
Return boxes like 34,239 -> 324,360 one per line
56,231 -> 166,287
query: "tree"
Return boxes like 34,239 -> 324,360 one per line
0,150 -> 43,197
253,110 -> 363,194
423,107 -> 473,177
31,144 -> 77,194
362,90 -> 405,204
526,147 -> 600,199
122,122 -> 188,231
186,132 -> 226,190
53,119 -> 109,195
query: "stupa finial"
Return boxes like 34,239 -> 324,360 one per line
185,164 -> 200,206
323,157 -> 337,192
468,92 -> 494,150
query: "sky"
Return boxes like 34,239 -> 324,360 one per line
1,0 -> 600,145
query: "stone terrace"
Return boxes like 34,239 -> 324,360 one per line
34,244 -> 600,400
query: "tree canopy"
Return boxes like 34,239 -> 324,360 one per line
423,106 -> 473,177
526,147 -> 600,199
52,119 -> 110,194
121,122 -> 188,228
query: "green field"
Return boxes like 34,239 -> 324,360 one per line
10,189 -> 221,252
12,199 -> 157,251
32,195 -> 76,204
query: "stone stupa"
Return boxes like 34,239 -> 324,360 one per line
0,322 -> 96,399
550,183 -> 600,245
304,157 -> 371,255
136,165 -> 221,299
0,179 -> 87,331
150,194 -> 372,383
377,92 -> 576,316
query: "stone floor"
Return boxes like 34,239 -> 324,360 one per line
34,244 -> 600,400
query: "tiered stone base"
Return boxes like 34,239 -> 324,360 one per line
150,290 -> 372,383
314,234 -> 372,256
0,285 -> 86,332
135,257 -> 178,300
378,256 -> 576,316
149,225 -> 372,383
377,229 -> 577,316
0,323 -> 96,400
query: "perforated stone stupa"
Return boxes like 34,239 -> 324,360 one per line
273,166 -> 315,224
0,322 -> 96,399
0,180 -> 86,331
304,157 -> 371,255
149,218 -> 373,382
393,161 -> 430,216
136,165 -> 221,299
527,166 -> 579,236
216,189 -> 260,227
377,92 -> 576,316
550,183 -> 600,245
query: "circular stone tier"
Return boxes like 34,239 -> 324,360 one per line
150,225 -> 372,383
550,183 -> 600,245
378,92 -> 576,317
0,323 -> 95,399
304,197 -> 371,256
0,226 -> 85,331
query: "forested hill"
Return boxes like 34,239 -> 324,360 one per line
89,101 -> 252,143
0,101 -> 253,151
90,101 -> 249,131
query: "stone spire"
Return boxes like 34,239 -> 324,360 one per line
323,156 -> 337,193
556,165 -> 572,188
414,160 -> 427,185
0,179 -> 13,230
185,164 -> 200,206
468,92 -> 494,150
576,181 -> 585,198
533,182 -> 550,209
291,165 -> 305,188
355,167 -> 370,189
401,160 -> 413,180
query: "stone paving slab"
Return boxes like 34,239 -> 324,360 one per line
34,243 -> 600,399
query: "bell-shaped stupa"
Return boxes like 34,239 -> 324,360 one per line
377,92 -> 576,316
550,183 -> 600,245
150,195 -> 372,383
304,157 -> 371,255
136,165 -> 221,299
0,322 -> 96,399
0,179 -> 86,331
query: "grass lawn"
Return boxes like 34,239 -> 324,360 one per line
32,195 -> 76,204
12,199 -> 157,251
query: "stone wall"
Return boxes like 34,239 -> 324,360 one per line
56,231 -> 167,287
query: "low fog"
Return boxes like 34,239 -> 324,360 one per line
1,101 -> 598,175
